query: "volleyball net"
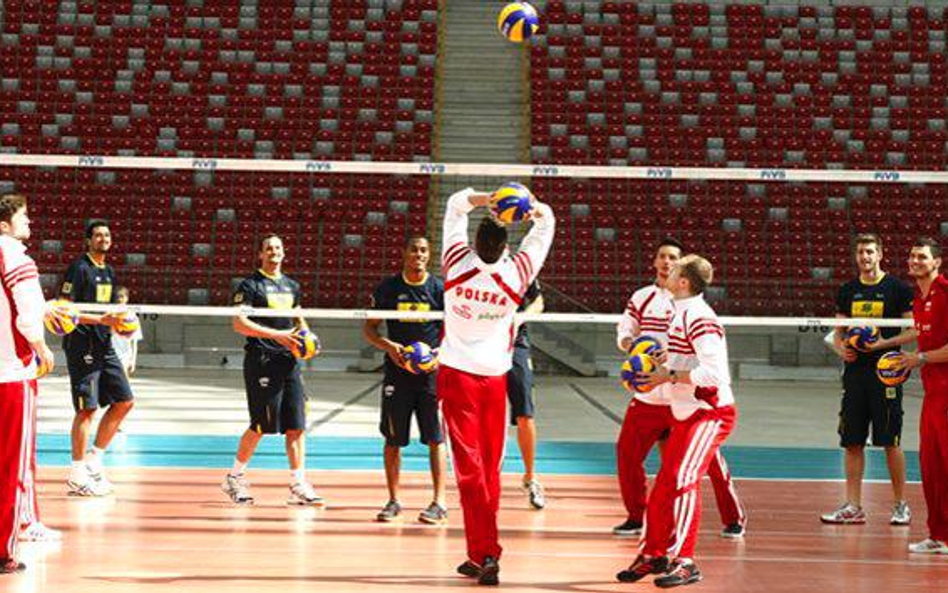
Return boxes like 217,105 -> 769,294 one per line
0,152 -> 934,375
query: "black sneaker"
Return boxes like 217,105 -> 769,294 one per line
612,518 -> 643,537
720,523 -> 745,538
654,559 -> 702,588
1,559 -> 26,574
457,560 -> 481,578
478,556 -> 500,586
616,554 -> 669,583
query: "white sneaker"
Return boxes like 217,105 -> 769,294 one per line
221,474 -> 254,505
67,470 -> 111,497
908,538 -> 948,554
19,522 -> 63,542
88,470 -> 114,495
287,482 -> 324,506
890,500 -> 911,525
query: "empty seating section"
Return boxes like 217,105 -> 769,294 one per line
0,0 -> 439,305
531,2 -> 948,314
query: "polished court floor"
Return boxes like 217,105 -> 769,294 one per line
6,369 -> 946,592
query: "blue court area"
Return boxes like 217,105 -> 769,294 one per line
36,434 -> 921,481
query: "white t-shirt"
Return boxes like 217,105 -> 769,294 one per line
111,313 -> 143,368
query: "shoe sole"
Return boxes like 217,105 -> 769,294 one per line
720,532 -> 745,539
418,516 -> 447,525
477,566 -> 499,586
909,547 -> 948,554
820,517 -> 866,524
613,531 -> 643,537
287,499 -> 325,507
655,573 -> 703,588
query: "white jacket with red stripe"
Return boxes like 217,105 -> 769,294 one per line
439,188 -> 555,376
661,293 -> 734,420
616,284 -> 675,405
0,234 -> 43,382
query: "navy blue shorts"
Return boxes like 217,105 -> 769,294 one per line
839,365 -> 903,447
66,345 -> 134,412
244,348 -> 306,434
507,342 -> 535,424
379,372 -> 443,447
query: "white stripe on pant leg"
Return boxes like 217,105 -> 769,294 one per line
671,422 -> 721,557
670,421 -> 715,553
8,381 -> 30,559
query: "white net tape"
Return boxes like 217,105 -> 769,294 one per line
3,153 -> 948,184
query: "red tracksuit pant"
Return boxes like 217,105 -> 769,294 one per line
642,406 -> 736,560
617,400 -> 744,527
437,365 -> 508,564
0,379 -> 36,563
920,378 -> 948,542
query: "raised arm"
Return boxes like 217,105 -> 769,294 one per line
512,201 -> 555,285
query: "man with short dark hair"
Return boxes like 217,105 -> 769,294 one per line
0,193 -> 55,573
614,239 -> 745,539
617,254 -> 737,588
822,233 -> 913,525
61,219 -> 133,496
439,187 -> 555,585
363,236 -> 447,524
222,234 -> 323,506
876,237 -> 948,553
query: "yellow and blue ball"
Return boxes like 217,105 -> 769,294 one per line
846,325 -> 880,352
628,335 -> 662,357
498,2 -> 540,43
490,182 -> 533,224
114,312 -> 141,338
34,356 -> 49,379
44,299 -> 78,336
403,341 -> 438,375
620,353 -> 656,394
289,329 -> 320,360
876,351 -> 910,386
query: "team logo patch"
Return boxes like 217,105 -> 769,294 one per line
83,354 -> 94,365
383,385 -> 395,398
61,282 -> 73,295
259,377 -> 270,388
886,387 -> 897,400
233,292 -> 244,304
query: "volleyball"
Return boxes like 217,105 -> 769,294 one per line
402,341 -> 438,375
876,351 -> 910,386
846,325 -> 879,352
44,299 -> 78,336
289,328 -> 320,360
628,335 -> 662,357
114,312 -> 141,338
34,356 -> 49,379
498,2 -> 539,43
490,182 -> 533,224
620,353 -> 656,394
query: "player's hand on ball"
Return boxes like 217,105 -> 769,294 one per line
274,330 -> 300,351
898,352 -> 919,369
34,343 -> 54,374
101,311 -> 125,330
651,348 -> 668,365
637,366 -> 671,388
386,343 -> 407,366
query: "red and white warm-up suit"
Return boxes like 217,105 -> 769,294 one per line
913,274 -> 948,543
438,188 -> 554,565
0,234 -> 44,563
616,286 -> 744,528
639,293 -> 736,560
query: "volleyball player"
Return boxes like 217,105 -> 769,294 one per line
438,187 -> 554,585
221,234 -> 323,506
822,234 -> 913,525
508,280 -> 545,509
60,220 -> 134,496
617,255 -> 736,587
363,236 -> 447,524
874,237 -> 948,553
0,193 -> 56,572
615,239 -> 745,538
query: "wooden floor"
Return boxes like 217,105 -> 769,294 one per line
8,468 -> 948,593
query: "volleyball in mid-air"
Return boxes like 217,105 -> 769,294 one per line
628,335 -> 662,357
289,328 -> 320,360
114,312 -> 141,338
44,299 -> 78,336
498,2 -> 539,42
402,341 -> 438,375
846,325 -> 879,352
620,353 -> 656,394
876,351 -> 910,386
490,182 -> 533,224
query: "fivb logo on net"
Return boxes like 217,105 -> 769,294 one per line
78,155 -> 105,167
418,163 -> 446,175
305,161 -> 333,172
873,170 -> 901,181
759,168 -> 787,180
192,158 -> 218,170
